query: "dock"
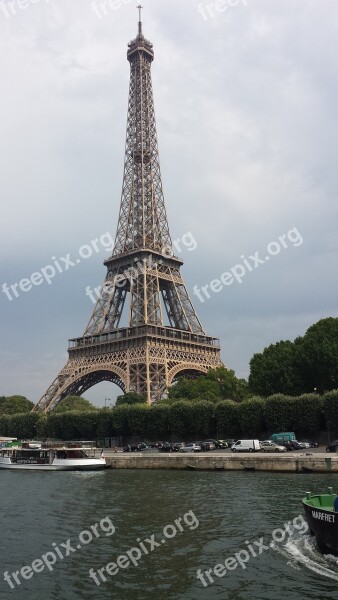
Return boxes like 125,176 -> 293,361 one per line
104,452 -> 338,473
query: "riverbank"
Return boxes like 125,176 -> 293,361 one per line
104,452 -> 338,473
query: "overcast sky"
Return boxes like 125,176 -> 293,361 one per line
1,0 -> 337,407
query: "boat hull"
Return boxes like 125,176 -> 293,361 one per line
0,464 -> 108,471
302,500 -> 338,555
0,459 -> 108,471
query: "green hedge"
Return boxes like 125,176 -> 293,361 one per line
264,393 -> 324,436
215,400 -> 239,437
323,390 -> 338,433
264,394 -> 295,432
0,392 -> 333,441
238,397 -> 266,437
4,413 -> 41,439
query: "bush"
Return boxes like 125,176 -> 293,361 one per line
264,395 -> 294,433
264,393 -> 323,436
323,390 -> 338,434
36,416 -> 48,439
144,405 -> 171,440
96,410 -> 114,439
0,414 -> 9,436
126,405 -> 151,435
110,407 -> 130,436
189,402 -> 215,437
291,394 -> 324,435
215,401 -> 239,437
46,412 -> 98,440
5,413 -> 41,439
168,402 -> 196,437
238,397 -> 266,437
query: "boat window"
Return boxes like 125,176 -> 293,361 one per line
56,451 -> 67,459
66,450 -> 87,458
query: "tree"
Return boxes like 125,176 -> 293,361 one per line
115,392 -> 147,406
54,396 -> 97,413
206,367 -> 249,401
168,367 -> 249,402
0,395 -> 34,415
249,318 -> 338,396
249,341 -> 299,396
294,318 -> 338,393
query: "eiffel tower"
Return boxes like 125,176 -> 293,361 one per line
33,9 -> 222,412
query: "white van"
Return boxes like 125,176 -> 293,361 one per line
231,440 -> 261,452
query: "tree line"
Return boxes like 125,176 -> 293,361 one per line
249,317 -> 338,396
1,391 -> 338,442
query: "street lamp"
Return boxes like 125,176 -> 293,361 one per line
104,397 -> 112,408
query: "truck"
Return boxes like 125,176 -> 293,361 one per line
231,440 -> 261,452
270,432 -> 296,443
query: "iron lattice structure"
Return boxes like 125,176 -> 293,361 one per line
33,14 -> 222,412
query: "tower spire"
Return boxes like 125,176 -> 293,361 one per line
137,4 -> 143,36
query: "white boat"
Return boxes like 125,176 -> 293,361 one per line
0,446 -> 107,471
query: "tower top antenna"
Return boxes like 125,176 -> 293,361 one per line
137,5 -> 143,35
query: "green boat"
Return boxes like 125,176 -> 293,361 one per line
302,487 -> 338,555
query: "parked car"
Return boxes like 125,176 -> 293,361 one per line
217,440 -> 228,449
231,440 -> 261,452
203,439 -> 226,449
123,442 -> 148,452
290,441 -> 305,451
158,442 -> 173,452
172,442 -> 185,452
260,440 -> 287,453
279,440 -> 303,451
297,442 -> 309,448
326,440 -> 338,453
179,443 -> 201,453
223,439 -> 236,447
200,441 -> 216,451
302,440 -> 318,448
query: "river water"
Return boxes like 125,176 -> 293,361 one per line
1,470 -> 338,600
